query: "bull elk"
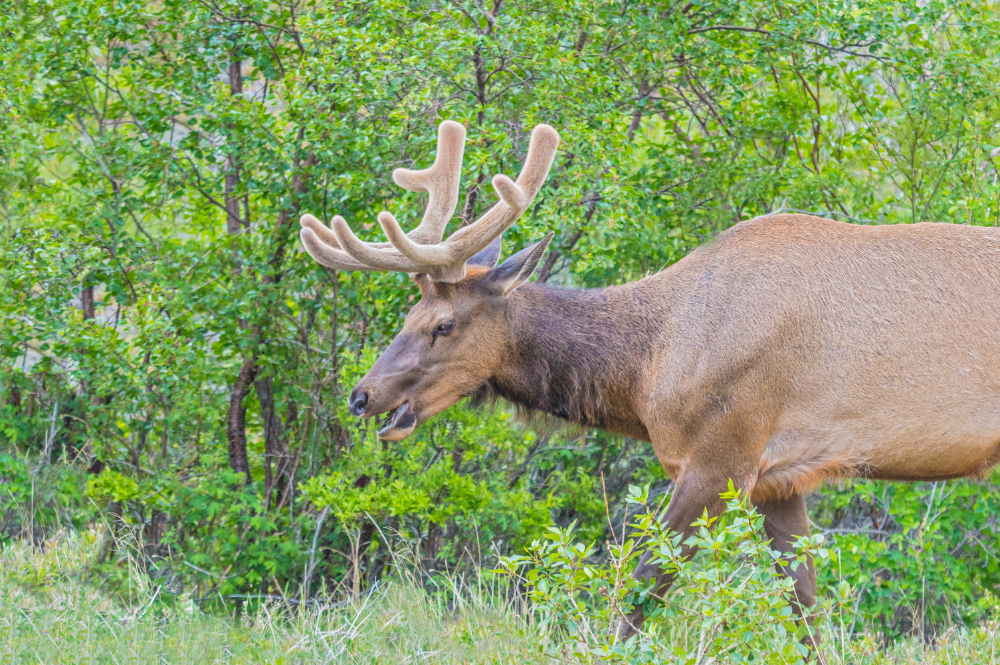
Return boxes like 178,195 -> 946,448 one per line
299,120 -> 1000,647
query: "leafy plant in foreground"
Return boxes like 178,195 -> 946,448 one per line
499,483 -> 852,664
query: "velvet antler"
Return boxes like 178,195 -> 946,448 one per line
299,121 -> 560,282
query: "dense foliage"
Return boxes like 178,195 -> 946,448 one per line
3,0 -> 1000,645
500,483 -> 849,664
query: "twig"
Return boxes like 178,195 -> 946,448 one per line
763,207 -> 880,225
687,24 -> 888,62
601,471 -> 620,548
183,560 -> 235,579
303,505 -> 330,602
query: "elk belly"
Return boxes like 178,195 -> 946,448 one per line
754,400 -> 1000,501
753,430 -> 855,501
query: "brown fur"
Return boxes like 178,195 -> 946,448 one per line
347,213 -> 1000,649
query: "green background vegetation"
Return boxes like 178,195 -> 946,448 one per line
3,0 -> 1000,660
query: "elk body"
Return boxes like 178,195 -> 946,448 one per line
299,121 -> 1000,646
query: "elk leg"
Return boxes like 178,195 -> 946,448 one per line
756,493 -> 822,657
618,470 -> 751,640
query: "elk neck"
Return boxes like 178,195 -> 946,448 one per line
484,280 -> 662,441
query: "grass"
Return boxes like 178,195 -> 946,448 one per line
0,529 -> 543,664
2,530 -> 1000,664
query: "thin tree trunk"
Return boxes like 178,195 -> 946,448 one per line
303,505 -> 329,603
461,46 -> 490,223
326,268 -> 341,464
81,283 -> 95,321
227,359 -> 256,484
80,276 -> 105,423
255,375 -> 284,505
223,48 -> 313,483
98,502 -> 123,564
225,54 -> 244,235
224,47 -> 254,481
251,144 -> 314,491
627,78 -> 650,141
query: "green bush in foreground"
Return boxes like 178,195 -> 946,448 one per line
499,483 -> 849,664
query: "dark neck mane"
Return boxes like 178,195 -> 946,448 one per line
483,282 -> 655,441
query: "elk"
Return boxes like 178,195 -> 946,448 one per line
299,120 -> 1000,647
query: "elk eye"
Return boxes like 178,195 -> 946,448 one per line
434,321 -> 455,336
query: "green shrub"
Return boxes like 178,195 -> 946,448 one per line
0,453 -> 87,546
815,477 -> 1000,640
499,482 -> 851,664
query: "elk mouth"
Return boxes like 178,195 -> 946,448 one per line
377,401 -> 417,441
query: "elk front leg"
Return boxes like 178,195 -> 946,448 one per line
756,493 -> 822,656
618,468 -> 754,640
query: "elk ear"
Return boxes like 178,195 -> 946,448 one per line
485,232 -> 554,295
412,273 -> 436,302
467,235 -> 502,268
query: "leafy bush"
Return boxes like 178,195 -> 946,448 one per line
0,453 -> 87,546
815,477 -> 1000,640
499,483 -> 852,664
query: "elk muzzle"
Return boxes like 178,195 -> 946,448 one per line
348,387 -> 368,416
349,353 -> 421,441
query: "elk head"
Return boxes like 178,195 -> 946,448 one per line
299,121 -> 559,440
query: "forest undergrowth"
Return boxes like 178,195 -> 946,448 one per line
3,500 -> 1000,665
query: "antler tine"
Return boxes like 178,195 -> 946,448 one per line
443,124 -> 560,264
329,216 -> 429,272
377,211 -> 456,265
391,120 -> 466,245
300,213 -> 423,272
299,214 -> 370,271
298,122 -> 467,275
298,122 -> 560,283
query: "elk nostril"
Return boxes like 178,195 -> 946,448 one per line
349,390 -> 368,417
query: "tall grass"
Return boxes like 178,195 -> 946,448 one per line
2,529 -> 1000,664
0,529 -> 542,664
